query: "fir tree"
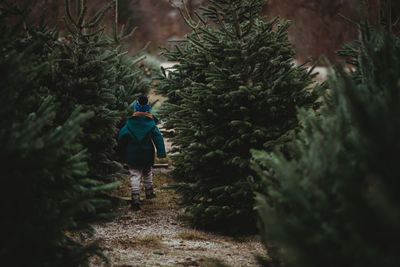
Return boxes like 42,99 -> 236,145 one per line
112,52 -> 149,124
39,0 -> 148,180
0,3 -> 118,265
107,0 -> 150,124
252,4 -> 400,266
158,0 -> 322,233
53,0 -> 121,180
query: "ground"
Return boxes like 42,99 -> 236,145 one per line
88,168 -> 267,267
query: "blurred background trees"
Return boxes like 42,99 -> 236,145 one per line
15,0 -> 400,63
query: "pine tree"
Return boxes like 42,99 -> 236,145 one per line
158,0 -> 322,233
0,3 -> 118,265
53,0 -> 121,180
38,0 -> 148,180
252,3 -> 400,266
107,1 -> 150,124
112,52 -> 149,124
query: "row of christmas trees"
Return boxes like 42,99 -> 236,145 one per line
2,0 -> 399,265
158,0 -> 400,266
0,0 -> 150,265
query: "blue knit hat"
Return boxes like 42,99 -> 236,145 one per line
134,96 -> 151,112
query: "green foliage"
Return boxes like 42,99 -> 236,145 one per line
53,0 -> 120,180
252,13 -> 400,267
112,52 -> 149,125
158,0 -> 322,233
26,0 -> 148,180
0,3 -> 118,266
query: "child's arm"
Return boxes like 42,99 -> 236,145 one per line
152,126 -> 166,158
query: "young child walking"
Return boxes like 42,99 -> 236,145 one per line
118,96 -> 166,211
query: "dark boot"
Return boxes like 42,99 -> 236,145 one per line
131,192 -> 140,211
145,186 -> 156,199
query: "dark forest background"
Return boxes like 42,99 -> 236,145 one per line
16,0 -> 399,63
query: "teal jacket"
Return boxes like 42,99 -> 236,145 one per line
118,112 -> 166,169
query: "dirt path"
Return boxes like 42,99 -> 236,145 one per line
89,168 -> 266,267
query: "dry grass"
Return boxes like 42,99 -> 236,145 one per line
87,169 -> 267,266
113,234 -> 165,249
202,258 -> 231,267
176,230 -> 208,241
134,234 -> 164,248
174,257 -> 230,267
152,171 -> 176,190
232,235 -> 259,243
111,171 -> 181,214
113,171 -> 179,209
117,176 -> 132,198
139,172 -> 180,212
155,155 -> 173,165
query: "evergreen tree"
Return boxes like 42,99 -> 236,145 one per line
52,0 -> 121,180
107,2 -> 150,125
252,5 -> 400,266
158,0 -> 322,233
36,0 -> 148,180
112,52 -> 149,126
0,3 -> 118,266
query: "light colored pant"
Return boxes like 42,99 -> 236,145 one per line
129,168 -> 153,194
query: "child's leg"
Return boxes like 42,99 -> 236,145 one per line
129,168 -> 142,194
129,168 -> 141,210
142,168 -> 153,189
142,168 -> 156,199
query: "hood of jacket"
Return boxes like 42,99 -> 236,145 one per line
125,115 -> 155,144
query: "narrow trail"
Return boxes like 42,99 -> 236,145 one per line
88,168 -> 266,267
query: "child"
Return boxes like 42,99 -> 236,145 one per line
118,96 -> 166,210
